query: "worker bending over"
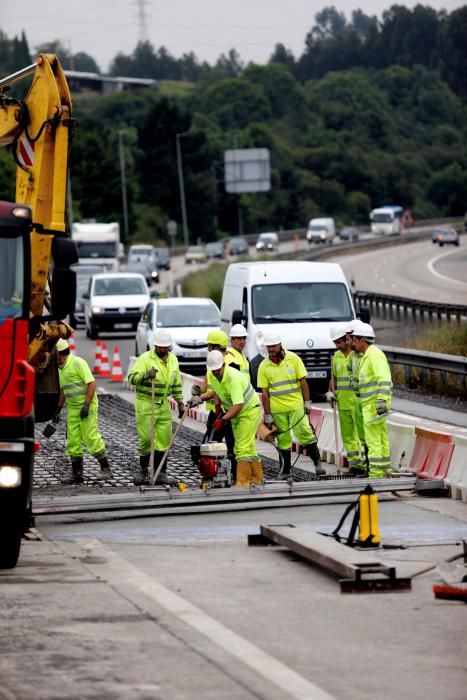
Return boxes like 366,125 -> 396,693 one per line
128,329 -> 185,486
257,332 -> 325,479
326,325 -> 366,475
203,350 -> 262,487
55,338 -> 112,484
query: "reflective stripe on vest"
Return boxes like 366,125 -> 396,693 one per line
268,377 -> 301,398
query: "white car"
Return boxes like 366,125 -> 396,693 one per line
256,232 -> 279,252
84,272 -> 150,339
135,297 -> 221,375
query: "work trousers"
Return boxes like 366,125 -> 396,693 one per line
232,405 -> 262,461
66,405 -> 106,459
135,399 -> 172,455
272,407 -> 316,451
338,409 -> 365,471
362,403 -> 391,477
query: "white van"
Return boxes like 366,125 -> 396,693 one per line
306,217 -> 336,244
84,272 -> 150,339
220,261 -> 356,390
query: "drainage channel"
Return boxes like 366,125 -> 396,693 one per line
34,395 -> 416,518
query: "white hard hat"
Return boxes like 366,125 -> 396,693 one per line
56,338 -> 69,352
353,321 -> 375,339
330,326 -> 348,342
263,331 -> 282,346
230,323 -> 247,338
207,349 -> 225,371
153,329 -> 172,347
345,319 -> 360,333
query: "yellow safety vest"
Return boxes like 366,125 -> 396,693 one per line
58,355 -> 97,408
357,345 -> 392,406
332,349 -> 355,411
225,346 -> 250,374
128,350 -> 183,404
208,365 -> 258,414
257,350 -> 306,412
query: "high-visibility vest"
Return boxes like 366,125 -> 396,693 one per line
257,350 -> 306,412
208,365 -> 258,414
225,346 -> 250,374
357,345 -> 392,407
332,349 -> 355,410
128,349 -> 183,404
58,355 -> 97,408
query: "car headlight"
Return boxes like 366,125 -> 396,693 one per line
320,232 -> 326,239
0,464 -> 21,488
151,271 -> 158,279
92,305 -> 103,314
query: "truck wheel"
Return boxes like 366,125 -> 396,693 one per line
0,510 -> 22,569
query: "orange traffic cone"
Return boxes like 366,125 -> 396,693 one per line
69,332 -> 76,354
93,339 -> 102,375
99,342 -> 111,378
110,345 -> 124,383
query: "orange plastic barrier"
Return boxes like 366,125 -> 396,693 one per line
309,407 -> 324,438
410,427 -> 454,480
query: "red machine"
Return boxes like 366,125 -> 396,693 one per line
190,442 -> 233,488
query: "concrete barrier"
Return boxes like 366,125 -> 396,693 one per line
445,435 -> 467,503
410,426 -> 454,480
388,421 -> 416,471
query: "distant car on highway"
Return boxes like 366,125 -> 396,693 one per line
339,227 -> 360,242
135,297 -> 221,375
205,241 -> 224,259
154,247 -> 171,270
125,259 -> 159,286
227,236 -> 249,256
256,232 -> 279,252
431,228 -> 460,246
185,245 -> 208,264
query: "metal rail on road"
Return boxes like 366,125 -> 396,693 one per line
33,476 -> 417,518
354,290 -> 467,324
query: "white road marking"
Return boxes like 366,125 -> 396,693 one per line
74,539 -> 335,700
427,249 -> 467,287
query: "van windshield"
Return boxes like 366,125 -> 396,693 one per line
252,282 -> 353,323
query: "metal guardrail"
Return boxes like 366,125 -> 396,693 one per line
354,291 -> 467,323
379,344 -> 467,391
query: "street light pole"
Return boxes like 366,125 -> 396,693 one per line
118,130 -> 129,243
176,133 -> 189,247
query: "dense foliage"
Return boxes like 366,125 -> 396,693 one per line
0,5 -> 466,244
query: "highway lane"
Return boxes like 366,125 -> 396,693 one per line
327,236 -> 467,304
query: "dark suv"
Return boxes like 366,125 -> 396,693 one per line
155,248 -> 170,270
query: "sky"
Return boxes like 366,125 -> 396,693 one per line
2,0 -> 465,73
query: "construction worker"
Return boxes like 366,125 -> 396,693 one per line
326,326 -> 366,476
226,324 -> 250,375
346,320 -> 369,472
257,332 -> 325,479
205,350 -> 262,487
352,322 -> 393,478
128,329 -> 185,486
55,338 -> 112,484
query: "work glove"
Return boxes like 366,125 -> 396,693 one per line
187,395 -> 203,408
142,368 -> 157,381
325,391 -> 336,407
191,384 -> 202,397
213,418 -> 225,432
80,403 -> 90,419
263,413 -> 275,427
376,399 -> 388,416
52,406 -> 63,424
304,400 -> 313,414
177,401 -> 185,419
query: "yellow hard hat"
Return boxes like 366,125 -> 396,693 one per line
56,338 -> 69,352
206,329 -> 229,348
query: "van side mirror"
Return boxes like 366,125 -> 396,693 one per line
232,309 -> 246,325
82,292 -> 90,299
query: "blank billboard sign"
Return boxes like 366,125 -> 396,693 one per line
224,148 -> 271,193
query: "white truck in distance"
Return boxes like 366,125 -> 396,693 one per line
370,206 -> 403,235
220,260 -> 358,392
71,222 -> 123,271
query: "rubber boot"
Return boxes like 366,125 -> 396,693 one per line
278,449 -> 292,480
306,442 -> 326,477
134,454 -> 150,486
62,457 -> 84,485
235,460 -> 251,488
154,451 -> 178,486
96,455 -> 113,481
250,459 -> 263,486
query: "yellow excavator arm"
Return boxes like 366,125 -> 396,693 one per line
0,54 -> 76,369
